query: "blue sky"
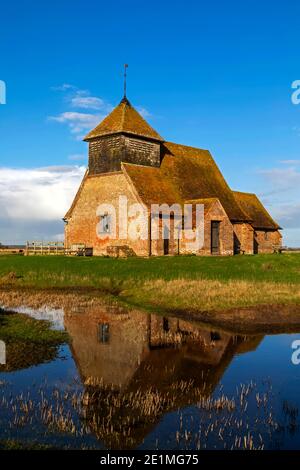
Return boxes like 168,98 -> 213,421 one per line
0,0 -> 300,245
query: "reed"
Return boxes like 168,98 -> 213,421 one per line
0,378 -> 297,450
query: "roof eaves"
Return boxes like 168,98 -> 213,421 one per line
64,168 -> 89,219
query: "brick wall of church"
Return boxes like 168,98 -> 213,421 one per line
233,223 -> 254,254
150,217 -> 178,256
179,201 -> 234,256
88,134 -> 161,174
65,173 -> 149,257
65,178 -> 236,258
254,230 -> 282,253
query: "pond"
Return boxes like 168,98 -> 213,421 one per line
0,303 -> 300,450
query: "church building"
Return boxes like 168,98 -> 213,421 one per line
64,96 -> 282,257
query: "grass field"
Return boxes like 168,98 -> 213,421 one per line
0,309 -> 69,371
0,253 -> 300,313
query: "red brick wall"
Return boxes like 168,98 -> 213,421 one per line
254,230 -> 282,253
65,172 -> 149,256
233,223 -> 254,254
66,176 -> 236,258
151,217 -> 178,256
179,200 -> 234,256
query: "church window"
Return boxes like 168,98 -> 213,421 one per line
99,214 -> 111,234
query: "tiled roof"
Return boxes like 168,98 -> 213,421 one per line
185,197 -> 221,214
122,142 -> 250,222
233,191 -> 281,230
83,97 -> 163,142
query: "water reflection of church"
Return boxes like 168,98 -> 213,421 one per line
64,305 -> 263,449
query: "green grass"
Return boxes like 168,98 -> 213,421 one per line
0,309 -> 69,371
0,309 -> 68,345
0,254 -> 300,312
0,253 -> 299,286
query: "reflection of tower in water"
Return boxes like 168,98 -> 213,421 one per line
64,305 -> 263,449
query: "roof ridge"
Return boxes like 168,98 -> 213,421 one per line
120,99 -> 126,129
233,190 -> 256,196
164,141 -> 209,153
185,197 -> 219,202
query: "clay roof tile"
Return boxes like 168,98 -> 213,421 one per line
122,142 -> 251,222
233,191 -> 281,230
83,97 -> 163,142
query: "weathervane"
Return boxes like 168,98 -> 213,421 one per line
124,64 -> 128,98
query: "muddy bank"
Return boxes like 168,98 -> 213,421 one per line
171,304 -> 300,335
1,287 -> 300,335
0,286 -> 113,310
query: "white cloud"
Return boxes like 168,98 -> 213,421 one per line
0,165 -> 86,244
258,166 -> 300,189
136,106 -> 151,118
70,94 -> 105,110
49,86 -> 112,138
271,203 -> 300,229
67,89 -> 112,112
279,159 -> 300,165
48,111 -> 102,137
51,83 -> 75,92
50,84 -> 153,140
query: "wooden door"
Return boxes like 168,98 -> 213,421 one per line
163,237 -> 169,255
211,221 -> 220,254
163,226 -> 170,255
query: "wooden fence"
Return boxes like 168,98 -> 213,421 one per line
24,242 -> 93,256
25,241 -> 65,256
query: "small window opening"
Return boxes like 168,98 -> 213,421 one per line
98,323 -> 110,343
